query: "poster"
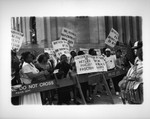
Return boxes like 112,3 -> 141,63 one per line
105,28 -> 119,47
52,40 -> 70,58
92,56 -> 107,72
11,29 -> 24,52
74,54 -> 97,74
61,27 -> 76,47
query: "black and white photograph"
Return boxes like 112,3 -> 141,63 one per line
11,16 -> 143,105
0,0 -> 150,119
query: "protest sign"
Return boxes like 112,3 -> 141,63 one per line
44,48 -> 55,55
60,36 -> 74,47
74,54 -> 97,74
11,29 -> 24,52
79,48 -> 89,54
105,28 -> 119,48
92,56 -> 107,72
61,27 -> 76,47
52,40 -> 70,58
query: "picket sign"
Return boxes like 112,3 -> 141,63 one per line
105,28 -> 119,48
92,56 -> 107,72
61,27 -> 76,47
52,40 -> 70,58
11,29 -> 24,52
74,54 -> 98,74
44,48 -> 55,55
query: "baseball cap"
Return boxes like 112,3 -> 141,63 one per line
132,41 -> 143,49
105,48 -> 111,52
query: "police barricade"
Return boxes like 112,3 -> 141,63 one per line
12,69 -> 128,103
88,68 -> 128,104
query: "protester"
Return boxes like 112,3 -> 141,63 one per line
11,49 -> 21,105
119,41 -> 143,104
103,48 -> 116,93
104,48 -> 116,70
113,49 -> 126,95
19,51 -> 49,104
54,54 -> 72,105
35,53 -> 54,105
88,48 -> 98,99
76,50 -> 91,103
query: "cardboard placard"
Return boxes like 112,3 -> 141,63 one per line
11,29 -> 24,52
92,56 -> 107,72
61,27 -> 76,47
74,54 -> 97,74
52,40 -> 70,58
105,28 -> 119,47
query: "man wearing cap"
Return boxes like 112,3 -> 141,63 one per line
104,48 -> 117,92
119,41 -> 143,104
104,48 -> 116,71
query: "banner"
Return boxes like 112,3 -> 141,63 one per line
74,54 -> 97,74
92,56 -> 107,72
79,48 -> 89,54
61,27 -> 76,47
11,29 -> 24,52
105,28 -> 119,48
52,40 -> 70,58
44,48 -> 55,55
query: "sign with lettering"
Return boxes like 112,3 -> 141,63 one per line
74,54 -> 97,74
92,56 -> 107,72
61,27 -> 76,47
52,40 -> 70,58
12,80 -> 55,97
11,29 -> 24,52
105,28 -> 119,47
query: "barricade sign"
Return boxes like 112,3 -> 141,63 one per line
52,40 -> 70,58
11,29 -> 24,52
92,56 -> 107,72
61,27 -> 76,47
74,54 -> 97,74
105,28 -> 119,47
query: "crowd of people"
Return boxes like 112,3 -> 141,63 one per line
11,41 -> 143,105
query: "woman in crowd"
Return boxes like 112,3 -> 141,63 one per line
54,54 -> 72,105
11,49 -> 21,105
119,41 -> 143,104
113,49 -> 126,95
20,51 -> 49,104
76,50 -> 91,103
88,48 -> 98,100
35,53 -> 54,105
